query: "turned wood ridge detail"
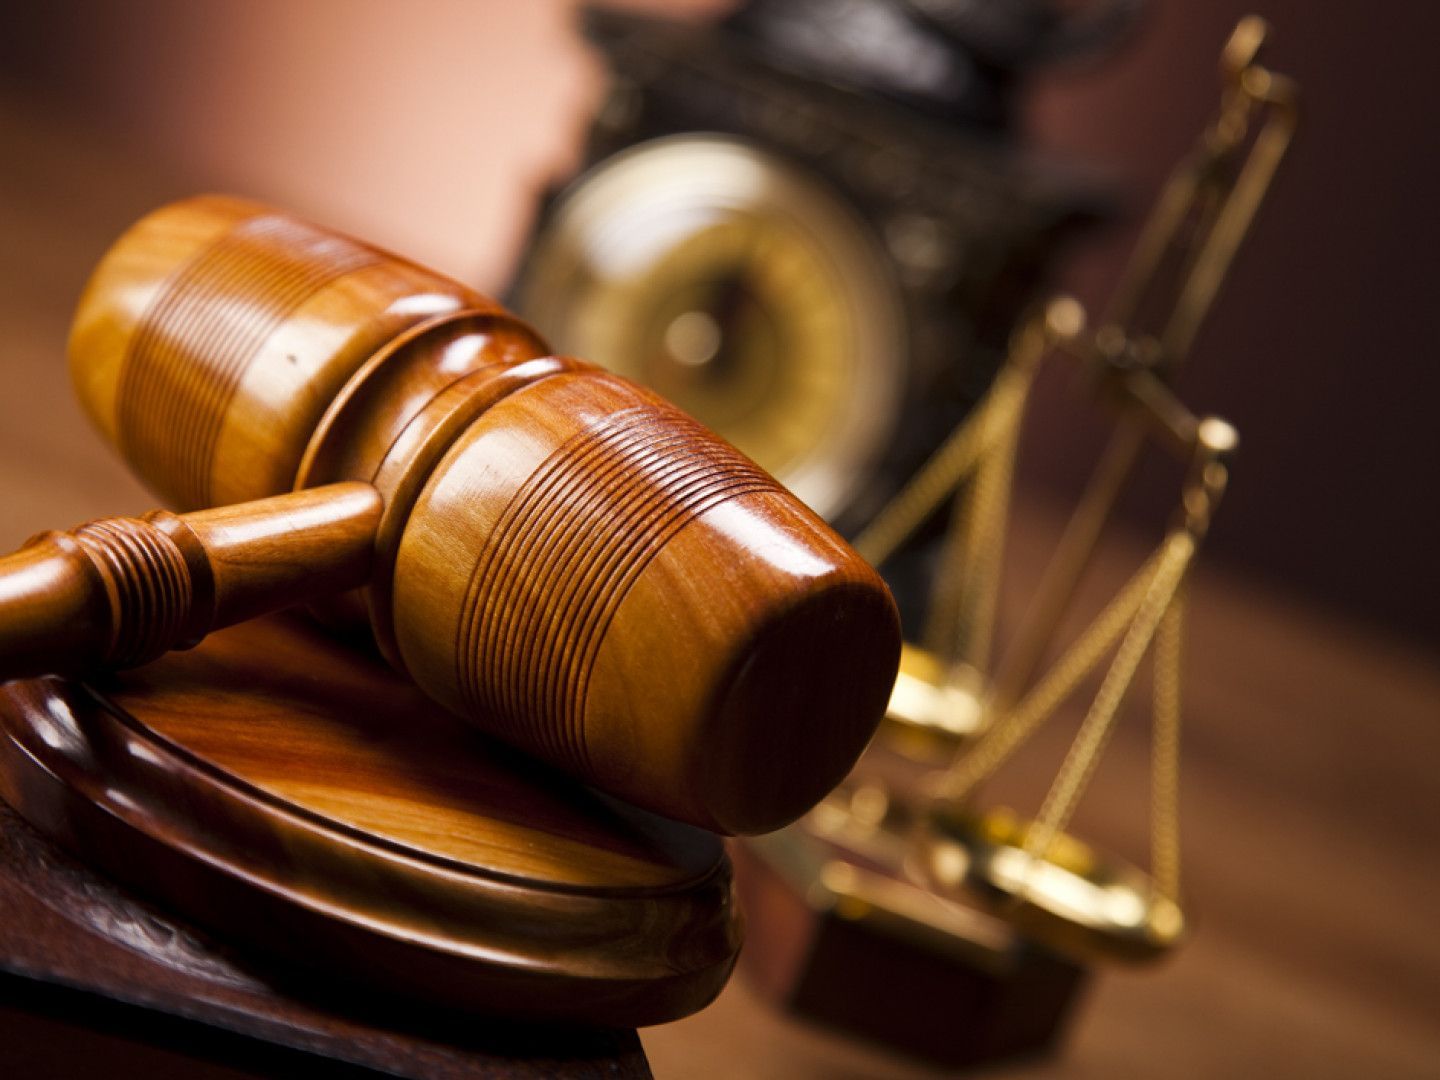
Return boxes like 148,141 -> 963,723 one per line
0,196 -> 902,834
0,484 -> 380,680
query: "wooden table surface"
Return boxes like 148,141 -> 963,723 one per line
2,96 -> 1437,1079
641,511 -> 1440,1079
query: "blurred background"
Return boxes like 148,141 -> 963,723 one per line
5,0 -> 1436,645
0,1 -> 1436,1077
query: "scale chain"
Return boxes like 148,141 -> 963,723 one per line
930,538 -> 1172,803
852,331 -> 1042,570
921,365 -> 1027,667
1022,530 -> 1195,872
1151,584 -> 1186,901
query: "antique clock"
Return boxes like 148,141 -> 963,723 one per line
512,0 -> 1119,534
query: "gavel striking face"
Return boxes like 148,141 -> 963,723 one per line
1,196 -> 901,834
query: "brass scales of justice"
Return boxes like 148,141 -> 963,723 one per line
735,15 -> 1298,1065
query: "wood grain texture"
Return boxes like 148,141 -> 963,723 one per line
45,196 -> 903,832
0,615 -> 740,1028
116,214 -> 377,508
68,195 -> 501,510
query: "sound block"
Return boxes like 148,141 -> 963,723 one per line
0,616 -> 740,1029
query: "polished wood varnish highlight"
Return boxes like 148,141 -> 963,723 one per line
0,194 -> 902,834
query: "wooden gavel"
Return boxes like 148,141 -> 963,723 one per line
0,196 -> 901,834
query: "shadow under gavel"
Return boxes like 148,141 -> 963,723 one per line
0,195 -> 900,835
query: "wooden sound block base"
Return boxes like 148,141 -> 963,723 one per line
0,616 -> 740,1030
0,801 -> 650,1078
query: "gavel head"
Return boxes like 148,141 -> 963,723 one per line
67,196 -> 901,834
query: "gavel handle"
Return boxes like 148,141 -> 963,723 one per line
0,483 -> 381,683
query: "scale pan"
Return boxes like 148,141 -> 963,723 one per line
915,805 -> 1185,965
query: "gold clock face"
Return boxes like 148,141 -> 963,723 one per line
517,135 -> 906,521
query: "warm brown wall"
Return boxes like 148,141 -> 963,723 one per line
2,0 -> 1435,644
1,0 -> 599,282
